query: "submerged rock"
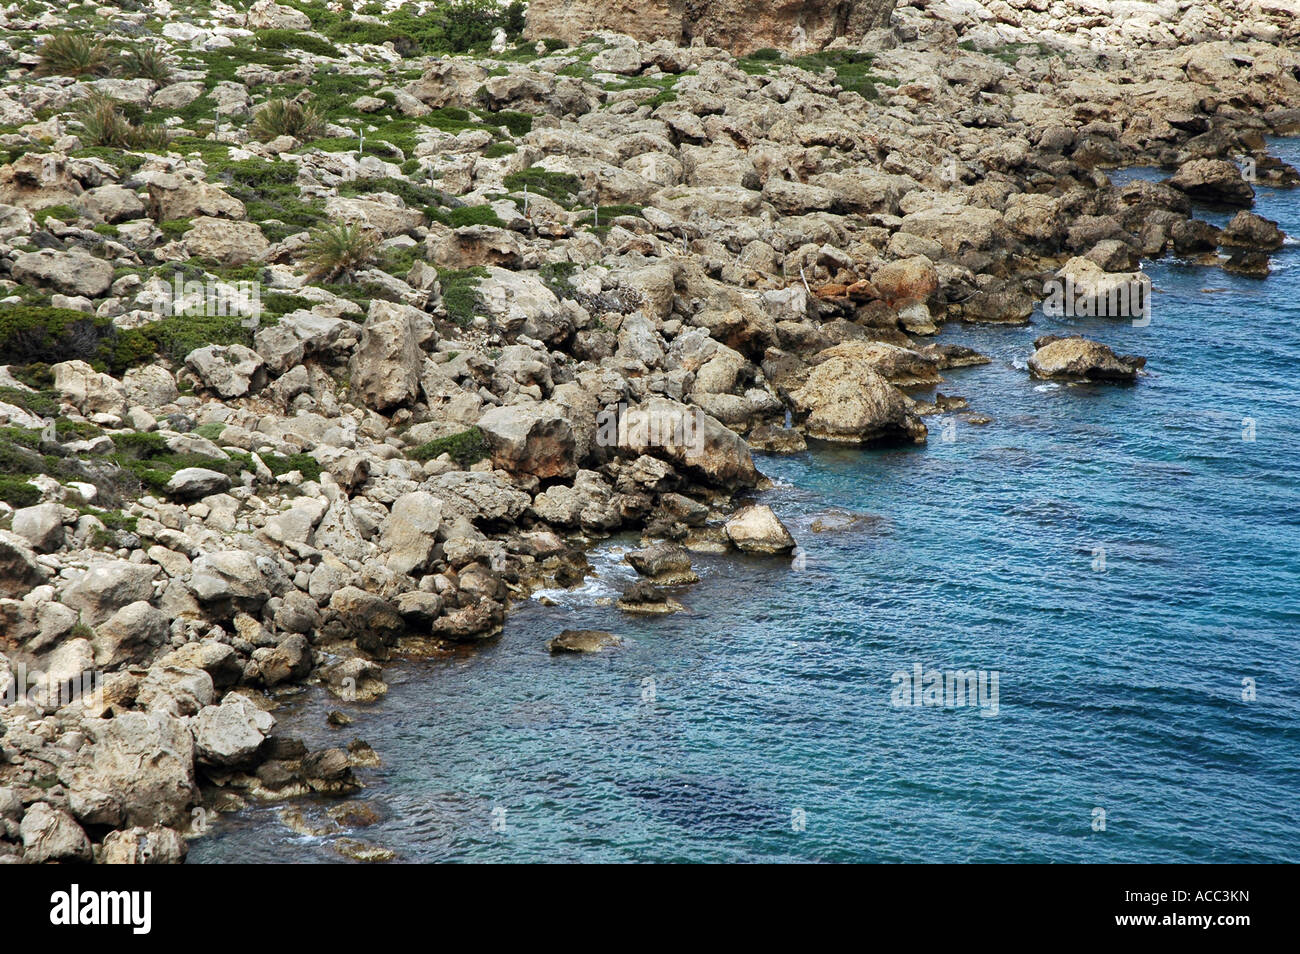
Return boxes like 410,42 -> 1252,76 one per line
547,629 -> 623,654
626,542 -> 699,584
616,581 -> 684,615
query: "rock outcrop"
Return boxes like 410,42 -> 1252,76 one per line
525,0 -> 897,55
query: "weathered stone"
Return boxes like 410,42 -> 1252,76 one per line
183,216 -> 269,265
724,504 -> 796,554
11,502 -> 64,553
20,803 -> 91,864
62,561 -> 158,627
194,693 -> 275,766
1027,335 -> 1146,383
349,300 -> 423,412
525,0 -> 896,55
477,402 -> 577,480
165,467 -> 232,501
65,711 -> 197,827
186,344 -> 266,398
51,360 -> 126,416
380,492 -> 445,576
92,600 -> 169,669
13,249 -> 113,297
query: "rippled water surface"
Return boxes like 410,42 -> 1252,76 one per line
192,140 -> 1300,864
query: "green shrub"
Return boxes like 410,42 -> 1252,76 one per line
408,427 -> 487,465
445,204 -> 504,228
0,386 -> 57,418
263,292 -> 316,317
0,306 -> 114,366
110,312 -> 255,369
484,142 -> 516,158
749,48 -> 783,61
193,422 -> 226,441
263,452 -> 322,481
436,267 -> 487,326
0,475 -> 40,507
503,167 -> 581,207
255,29 -> 340,58
489,110 -> 533,137
158,218 -> 192,239
33,204 -> 82,226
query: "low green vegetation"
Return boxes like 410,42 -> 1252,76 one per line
436,266 -> 488,326
503,167 -> 582,208
295,0 -> 526,55
408,427 -> 488,465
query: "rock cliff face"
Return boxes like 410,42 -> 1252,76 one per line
525,0 -> 897,55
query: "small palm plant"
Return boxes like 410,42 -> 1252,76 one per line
76,92 -> 169,150
117,45 -> 171,84
36,34 -> 110,77
303,223 -> 379,282
250,98 -> 327,142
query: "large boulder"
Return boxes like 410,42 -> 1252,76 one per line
525,0 -> 896,55
0,531 -> 49,597
190,550 -> 284,612
11,502 -> 64,553
165,467 -> 232,501
1027,335 -> 1146,383
380,491 -> 445,576
724,505 -> 796,554
183,216 -> 269,266
788,353 -> 927,445
1219,210 -> 1285,250
193,693 -> 275,766
64,710 -> 197,827
611,398 -> 759,489
324,196 -> 425,237
145,172 -> 245,221
12,249 -> 113,297
871,256 -> 938,305
62,560 -> 158,626
100,826 -> 188,864
92,600 -> 169,668
51,360 -> 127,416
245,0 -> 312,30
477,402 -> 577,480
1167,159 -> 1255,208
20,803 -> 91,863
349,300 -> 423,412
186,344 -> 266,398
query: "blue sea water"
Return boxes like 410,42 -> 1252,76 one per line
191,140 -> 1300,864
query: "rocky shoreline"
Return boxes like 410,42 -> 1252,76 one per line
0,0 -> 1297,863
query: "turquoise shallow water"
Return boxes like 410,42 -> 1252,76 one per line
192,140 -> 1300,864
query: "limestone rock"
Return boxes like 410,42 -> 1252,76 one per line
1027,335 -> 1146,383
724,505 -> 796,554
